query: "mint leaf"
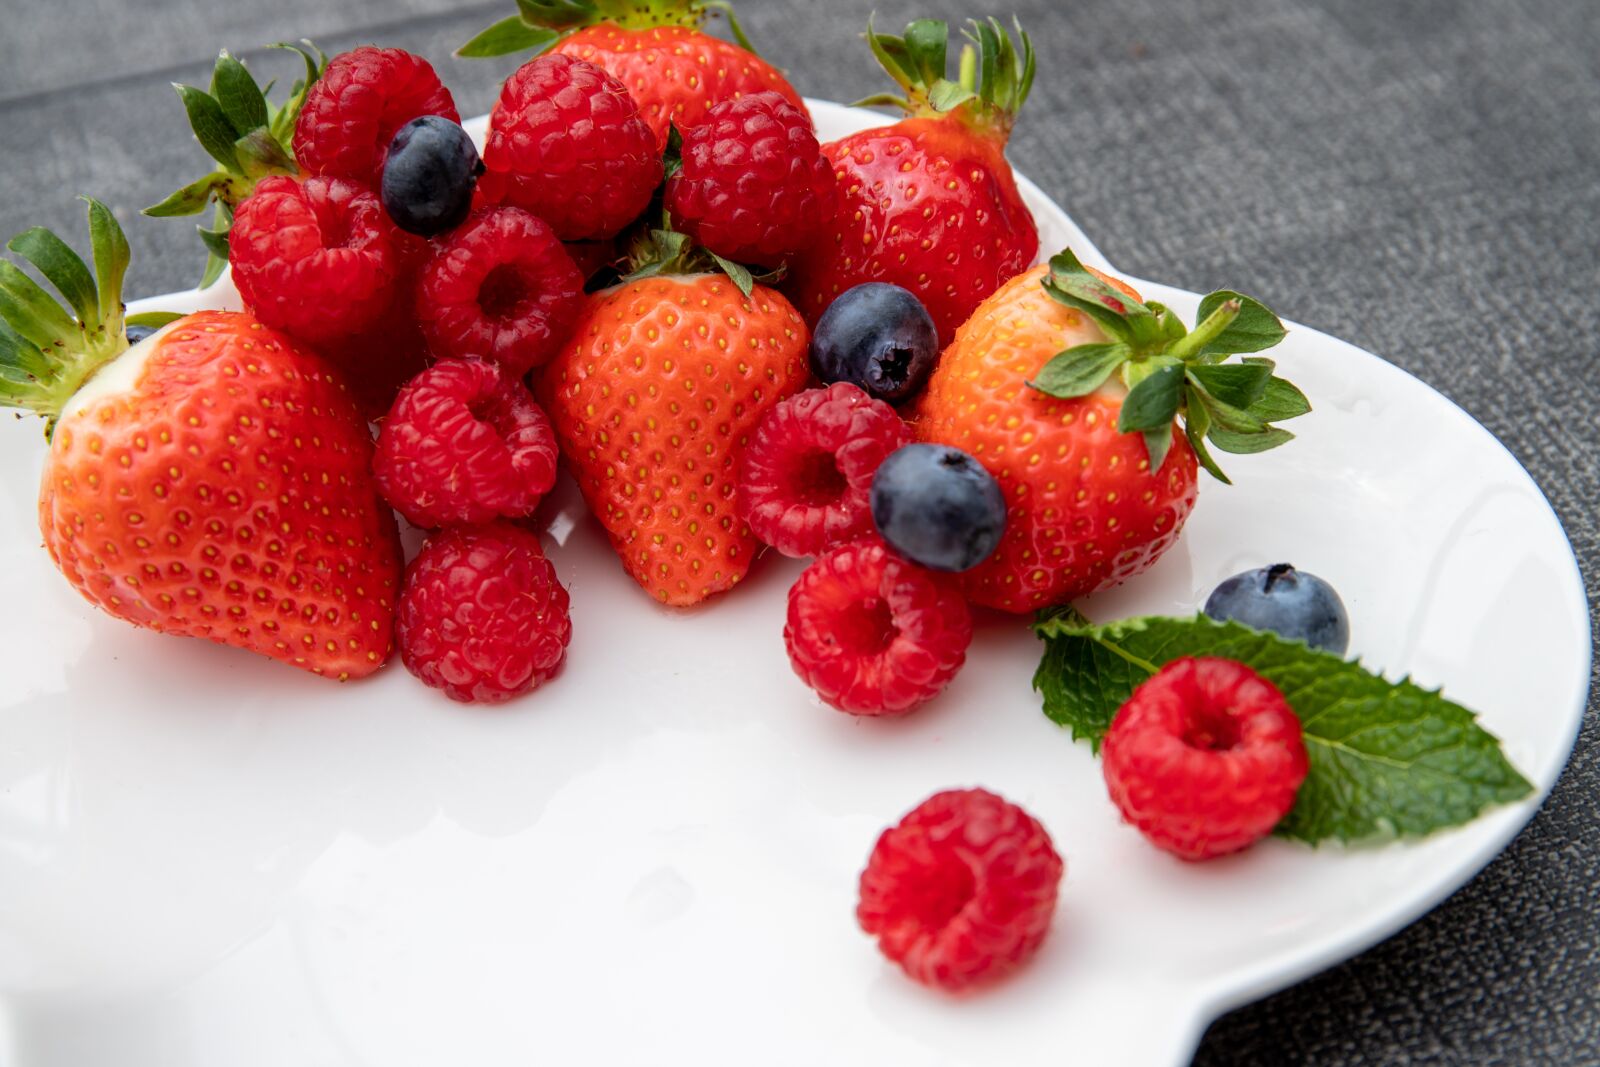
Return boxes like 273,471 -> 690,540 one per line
1031,612 -> 1533,844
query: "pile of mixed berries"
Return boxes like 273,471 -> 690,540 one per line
0,2 -> 1339,996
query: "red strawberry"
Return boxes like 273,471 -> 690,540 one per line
665,90 -> 835,267
915,250 -> 1305,612
2,202 -> 402,678
458,1 -> 805,150
294,46 -> 459,187
786,18 -> 1040,345
538,270 -> 810,605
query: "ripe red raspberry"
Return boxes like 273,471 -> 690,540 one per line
396,522 -> 572,704
317,317 -> 432,422
784,538 -> 972,716
374,359 -> 559,527
293,46 -> 459,186
666,91 -> 834,265
1101,657 -> 1310,861
230,175 -> 412,343
858,788 -> 1064,992
415,207 -> 584,375
483,54 -> 663,241
739,382 -> 910,558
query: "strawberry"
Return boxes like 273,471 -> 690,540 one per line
785,18 -> 1040,346
0,201 -> 402,678
538,242 -> 810,605
145,44 -> 327,287
458,0 -> 805,149
915,249 -> 1308,613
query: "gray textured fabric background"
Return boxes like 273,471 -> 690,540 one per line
2,0 -> 1596,1062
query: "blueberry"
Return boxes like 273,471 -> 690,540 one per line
380,116 -> 483,237
1203,564 -> 1350,655
810,283 -> 939,404
870,443 -> 1006,572
125,324 -> 158,345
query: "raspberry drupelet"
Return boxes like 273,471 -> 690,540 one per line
738,382 -> 911,559
396,522 -> 572,704
858,788 -> 1064,991
665,90 -> 835,266
783,537 -> 972,716
373,359 -> 560,528
1101,656 -> 1309,860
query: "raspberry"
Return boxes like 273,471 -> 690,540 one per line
230,176 -> 412,343
858,788 -> 1063,992
483,54 -> 663,241
396,522 -> 572,704
294,46 -> 459,187
374,359 -> 559,528
784,538 -> 972,716
316,315 -> 432,422
665,91 -> 835,265
739,382 -> 910,558
415,207 -> 584,375
1101,657 -> 1309,860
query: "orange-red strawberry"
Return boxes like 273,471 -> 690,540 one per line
458,0 -> 805,149
1,201 -> 402,678
786,18 -> 1039,346
538,270 -> 809,605
916,250 -> 1307,612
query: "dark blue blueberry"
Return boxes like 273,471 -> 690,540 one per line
810,283 -> 939,405
125,324 -> 159,345
870,443 -> 1006,572
1203,563 -> 1350,655
380,116 -> 483,237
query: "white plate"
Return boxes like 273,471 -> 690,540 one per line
0,101 -> 1587,1067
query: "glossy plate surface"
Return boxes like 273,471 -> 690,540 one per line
0,102 -> 1587,1066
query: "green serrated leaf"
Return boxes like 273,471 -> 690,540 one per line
708,252 -> 755,298
1027,342 -> 1129,398
1192,384 -> 1269,434
1250,376 -> 1312,422
0,262 -> 77,348
199,251 -> 228,289
902,18 -> 949,86
456,15 -> 562,58
1208,424 -> 1294,454
174,83 -> 243,171
1183,384 -> 1230,484
1194,290 -> 1286,356
1142,424 -> 1174,472
197,224 -> 232,261
234,127 -> 296,180
1032,613 -> 1533,843
143,172 -> 228,217
210,51 -> 270,135
1188,360 -> 1273,410
927,79 -> 978,112
1117,361 -> 1185,434
84,198 -> 130,327
1147,301 -> 1187,342
6,227 -> 98,325
125,310 -> 184,329
1043,247 -> 1156,345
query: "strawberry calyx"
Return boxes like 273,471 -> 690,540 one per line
1026,248 -> 1310,482
855,17 -> 1034,142
0,199 -> 139,436
459,0 -> 758,59
144,42 -> 326,288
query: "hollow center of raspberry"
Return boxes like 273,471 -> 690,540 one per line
790,449 -> 848,506
478,265 -> 532,320
903,854 -> 977,934
1182,706 -> 1242,751
316,209 -> 356,250
835,596 -> 898,654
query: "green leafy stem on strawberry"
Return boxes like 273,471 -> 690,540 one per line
144,42 -> 326,287
854,16 -> 1034,138
0,198 -> 133,434
1032,609 -> 1533,845
1027,249 -> 1310,481
460,0 -> 758,60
